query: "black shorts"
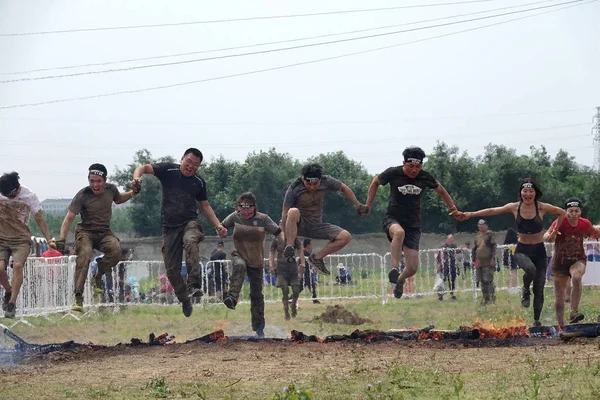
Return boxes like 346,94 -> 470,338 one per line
382,215 -> 421,251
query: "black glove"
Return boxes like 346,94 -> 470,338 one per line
55,239 -> 66,252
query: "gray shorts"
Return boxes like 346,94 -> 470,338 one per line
297,218 -> 344,241
276,261 -> 301,287
0,239 -> 31,265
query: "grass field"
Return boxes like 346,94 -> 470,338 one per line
1,287 -> 600,399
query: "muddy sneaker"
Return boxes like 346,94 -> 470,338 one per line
569,312 -> 585,324
255,328 -> 265,338
2,291 -> 11,312
533,320 -> 542,328
72,294 -> 84,313
308,254 -> 330,275
181,298 -> 193,317
223,294 -> 237,310
521,288 -> 531,308
188,287 -> 203,299
283,245 -> 296,263
4,302 -> 16,318
394,279 -> 405,299
388,268 -> 400,284
312,299 -> 320,304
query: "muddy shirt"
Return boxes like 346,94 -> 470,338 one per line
152,162 -> 208,228
474,231 -> 497,268
221,212 -> 281,267
283,176 -> 342,223
69,183 -> 120,233
378,167 -> 439,228
270,236 -> 302,263
0,186 -> 42,244
551,217 -> 594,264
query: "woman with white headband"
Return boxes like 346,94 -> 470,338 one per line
458,178 -> 565,327
543,198 -> 600,328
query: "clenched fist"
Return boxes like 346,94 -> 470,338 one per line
356,204 -> 370,216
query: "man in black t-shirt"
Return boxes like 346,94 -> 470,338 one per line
132,148 -> 227,317
365,146 -> 461,299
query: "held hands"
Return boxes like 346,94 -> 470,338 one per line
215,224 -> 228,238
356,203 -> 370,216
130,178 -> 142,194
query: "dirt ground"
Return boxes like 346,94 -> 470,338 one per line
1,337 -> 599,399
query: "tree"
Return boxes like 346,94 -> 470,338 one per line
111,149 -> 175,237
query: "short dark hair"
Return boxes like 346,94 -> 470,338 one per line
236,191 -> 257,207
217,241 -> 224,246
183,148 -> 203,163
402,146 -> 426,162
303,238 -> 312,247
301,163 -> 323,179
0,172 -> 20,197
519,178 -> 542,200
88,163 -> 108,181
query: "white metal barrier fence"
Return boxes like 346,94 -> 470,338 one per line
4,242 -> 600,326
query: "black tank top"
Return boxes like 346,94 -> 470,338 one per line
516,201 -> 543,234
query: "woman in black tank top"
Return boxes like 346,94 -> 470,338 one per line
458,178 -> 565,327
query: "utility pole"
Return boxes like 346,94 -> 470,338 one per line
593,106 -> 600,170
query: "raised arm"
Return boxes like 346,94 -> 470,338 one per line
462,203 -> 515,221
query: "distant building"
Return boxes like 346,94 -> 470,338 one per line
41,197 -> 131,216
41,198 -> 71,215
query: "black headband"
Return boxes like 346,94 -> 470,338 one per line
521,182 -> 534,189
565,200 -> 581,209
89,169 -> 106,178
404,157 -> 423,164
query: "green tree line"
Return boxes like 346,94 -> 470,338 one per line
34,144 -> 600,238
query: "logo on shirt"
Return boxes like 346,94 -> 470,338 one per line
253,220 -> 258,226
398,185 -> 422,195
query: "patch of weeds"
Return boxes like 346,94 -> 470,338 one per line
143,375 -> 171,398
522,357 -> 550,400
270,384 -> 313,400
452,374 -> 465,399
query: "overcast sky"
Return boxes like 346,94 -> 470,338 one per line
1,0 -> 598,201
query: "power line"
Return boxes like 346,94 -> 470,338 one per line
0,0 -> 593,110
0,1 -> 500,37
0,0 -> 585,84
0,108 -> 591,126
0,0 -> 559,76
0,123 -> 589,151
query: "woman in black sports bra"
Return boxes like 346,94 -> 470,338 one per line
459,178 -> 565,327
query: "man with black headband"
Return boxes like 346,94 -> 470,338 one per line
0,172 -> 53,318
281,163 -> 368,275
544,198 -> 600,327
58,163 -> 136,312
220,192 -> 282,338
132,148 -> 227,317
365,146 -> 460,299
